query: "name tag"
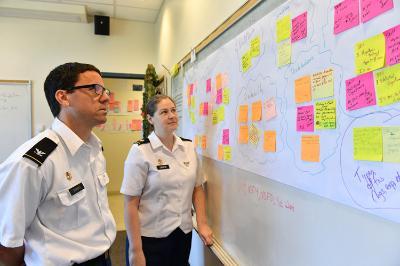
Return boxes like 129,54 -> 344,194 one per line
69,183 -> 85,196
157,165 -> 170,170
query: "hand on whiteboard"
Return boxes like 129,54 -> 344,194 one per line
198,223 -> 214,246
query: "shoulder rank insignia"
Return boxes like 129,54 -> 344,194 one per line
179,137 -> 192,142
136,138 -> 150,145
22,137 -> 57,166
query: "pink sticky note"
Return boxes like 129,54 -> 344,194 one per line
291,12 -> 307,43
265,98 -> 277,121
206,78 -> 212,93
384,25 -> 400,66
334,0 -> 359,35
361,0 -> 393,23
222,129 -> 230,145
297,105 -> 314,132
133,99 -> 140,111
203,102 -> 209,115
189,84 -> 194,95
345,72 -> 376,111
127,100 -> 133,112
216,89 -> 223,104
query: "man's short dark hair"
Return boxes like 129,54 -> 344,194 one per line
44,62 -> 101,117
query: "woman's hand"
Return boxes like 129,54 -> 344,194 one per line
130,249 -> 146,266
198,223 -> 214,246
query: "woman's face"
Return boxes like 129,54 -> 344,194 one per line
148,98 -> 178,135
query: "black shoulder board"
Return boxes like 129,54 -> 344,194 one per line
180,137 -> 192,142
136,138 -> 150,145
22,137 -> 57,166
101,146 -> 104,152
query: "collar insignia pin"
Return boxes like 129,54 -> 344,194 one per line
66,171 -> 72,181
158,159 -> 163,165
183,161 -> 190,167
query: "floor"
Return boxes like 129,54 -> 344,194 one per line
108,193 -> 126,266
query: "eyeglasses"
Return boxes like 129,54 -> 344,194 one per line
65,84 -> 111,96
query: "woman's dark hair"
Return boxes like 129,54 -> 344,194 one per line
44,62 -> 101,117
146,94 -> 176,117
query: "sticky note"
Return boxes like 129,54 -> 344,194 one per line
241,51 -> 252,72
222,129 -> 230,145
383,127 -> 400,163
252,101 -> 262,121
216,89 -> 223,104
218,106 -> 225,122
301,135 -> 320,162
189,83 -> 194,95
353,127 -> 382,161
375,63 -> 400,106
334,0 -> 359,35
354,33 -> 385,75
201,135 -> 207,150
361,0 -> 393,23
221,74 -> 228,89
194,135 -> 199,148
191,96 -> 196,109
130,119 -> 142,131
239,125 -> 249,144
127,100 -> 133,112
203,102 -> 209,115
218,145 -> 224,160
276,15 -> 291,42
212,110 -> 218,125
277,40 -> 291,67
345,72 -> 376,111
312,69 -> 334,100
264,131 -> 277,152
295,75 -> 312,103
291,12 -> 307,43
315,100 -> 336,129
199,103 -> 204,116
223,88 -> 230,104
216,74 -> 222,90
249,124 -> 260,145
250,36 -> 261,57
133,99 -> 140,111
265,98 -> 277,121
297,105 -> 314,132
206,78 -> 212,92
384,25 -> 400,66
190,111 -> 196,124
239,105 -> 248,123
223,146 -> 232,161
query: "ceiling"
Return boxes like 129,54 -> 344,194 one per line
0,0 -> 165,23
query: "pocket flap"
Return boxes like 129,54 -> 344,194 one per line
97,173 -> 110,187
57,184 -> 86,206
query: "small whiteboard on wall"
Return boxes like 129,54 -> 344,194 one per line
0,80 -> 31,162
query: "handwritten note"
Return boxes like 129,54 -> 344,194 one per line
250,36 -> 261,57
223,146 -> 232,161
264,131 -> 277,152
265,98 -> 277,121
239,105 -> 248,123
361,0 -> 393,23
222,129 -> 230,145
353,127 -> 383,161
295,75 -> 312,103
206,78 -> 212,92
241,51 -> 252,72
212,110 -> 218,125
223,88 -> 230,104
315,100 -> 336,129
218,145 -> 224,160
312,69 -> 334,100
297,105 -> 314,132
345,72 -> 376,110
203,102 -> 209,115
218,106 -> 225,122
216,74 -> 222,90
277,40 -> 291,67
375,63 -> 400,106
199,103 -> 204,116
276,15 -> 291,42
334,0 -> 359,35
239,125 -> 249,144
383,127 -> 400,163
201,135 -> 207,150
216,89 -> 223,104
291,12 -> 307,43
354,33 -> 385,75
384,25 -> 400,66
301,135 -> 320,162
249,124 -> 260,145
252,101 -> 262,121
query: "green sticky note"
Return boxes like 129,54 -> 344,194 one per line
383,127 -> 400,163
241,51 -> 252,72
223,88 -> 230,104
250,36 -> 261,58
218,106 -> 225,122
354,33 -> 385,75
212,110 -> 218,125
353,127 -> 383,161
277,40 -> 291,67
312,68 -> 334,100
375,63 -> 400,106
190,111 -> 196,124
276,15 -> 291,42
315,100 -> 336,129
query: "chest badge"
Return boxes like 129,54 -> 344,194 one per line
65,171 -> 72,181
183,161 -> 190,167
157,159 -> 163,165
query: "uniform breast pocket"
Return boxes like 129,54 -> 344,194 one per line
56,183 -> 90,231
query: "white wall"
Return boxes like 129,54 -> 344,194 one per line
0,17 -> 155,132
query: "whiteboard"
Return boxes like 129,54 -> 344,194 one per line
178,0 -> 400,223
0,80 -> 31,162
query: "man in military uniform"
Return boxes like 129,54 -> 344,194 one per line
0,62 -> 116,265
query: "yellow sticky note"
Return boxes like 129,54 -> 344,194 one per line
375,63 -> 400,106
264,131 -> 277,152
191,96 -> 196,109
250,36 -> 261,57
354,33 -> 385,75
201,135 -> 207,150
312,68 -> 334,100
277,40 -> 291,67
241,51 -> 252,72
251,101 -> 262,121
383,127 -> 400,163
276,15 -> 291,42
295,75 -> 312,103
353,127 -> 383,161
212,110 -> 218,125
218,106 -> 225,122
239,105 -> 248,123
239,125 -> 249,144
223,146 -> 232,161
190,111 -> 196,124
218,145 -> 224,160
301,135 -> 320,162
223,88 -> 230,104
315,100 -> 336,129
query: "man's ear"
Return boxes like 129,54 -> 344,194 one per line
147,114 -> 153,125
55,90 -> 70,107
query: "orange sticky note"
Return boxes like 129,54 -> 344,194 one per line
199,103 -> 204,116
218,145 -> 224,160
239,125 -> 249,144
216,74 -> 222,90
127,100 -> 133,112
264,131 -> 276,152
194,135 -> 198,147
295,76 -> 312,103
252,101 -> 262,121
239,105 -> 248,123
201,135 -> 207,149
301,135 -> 320,162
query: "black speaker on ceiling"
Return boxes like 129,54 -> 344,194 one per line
94,15 -> 110,36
